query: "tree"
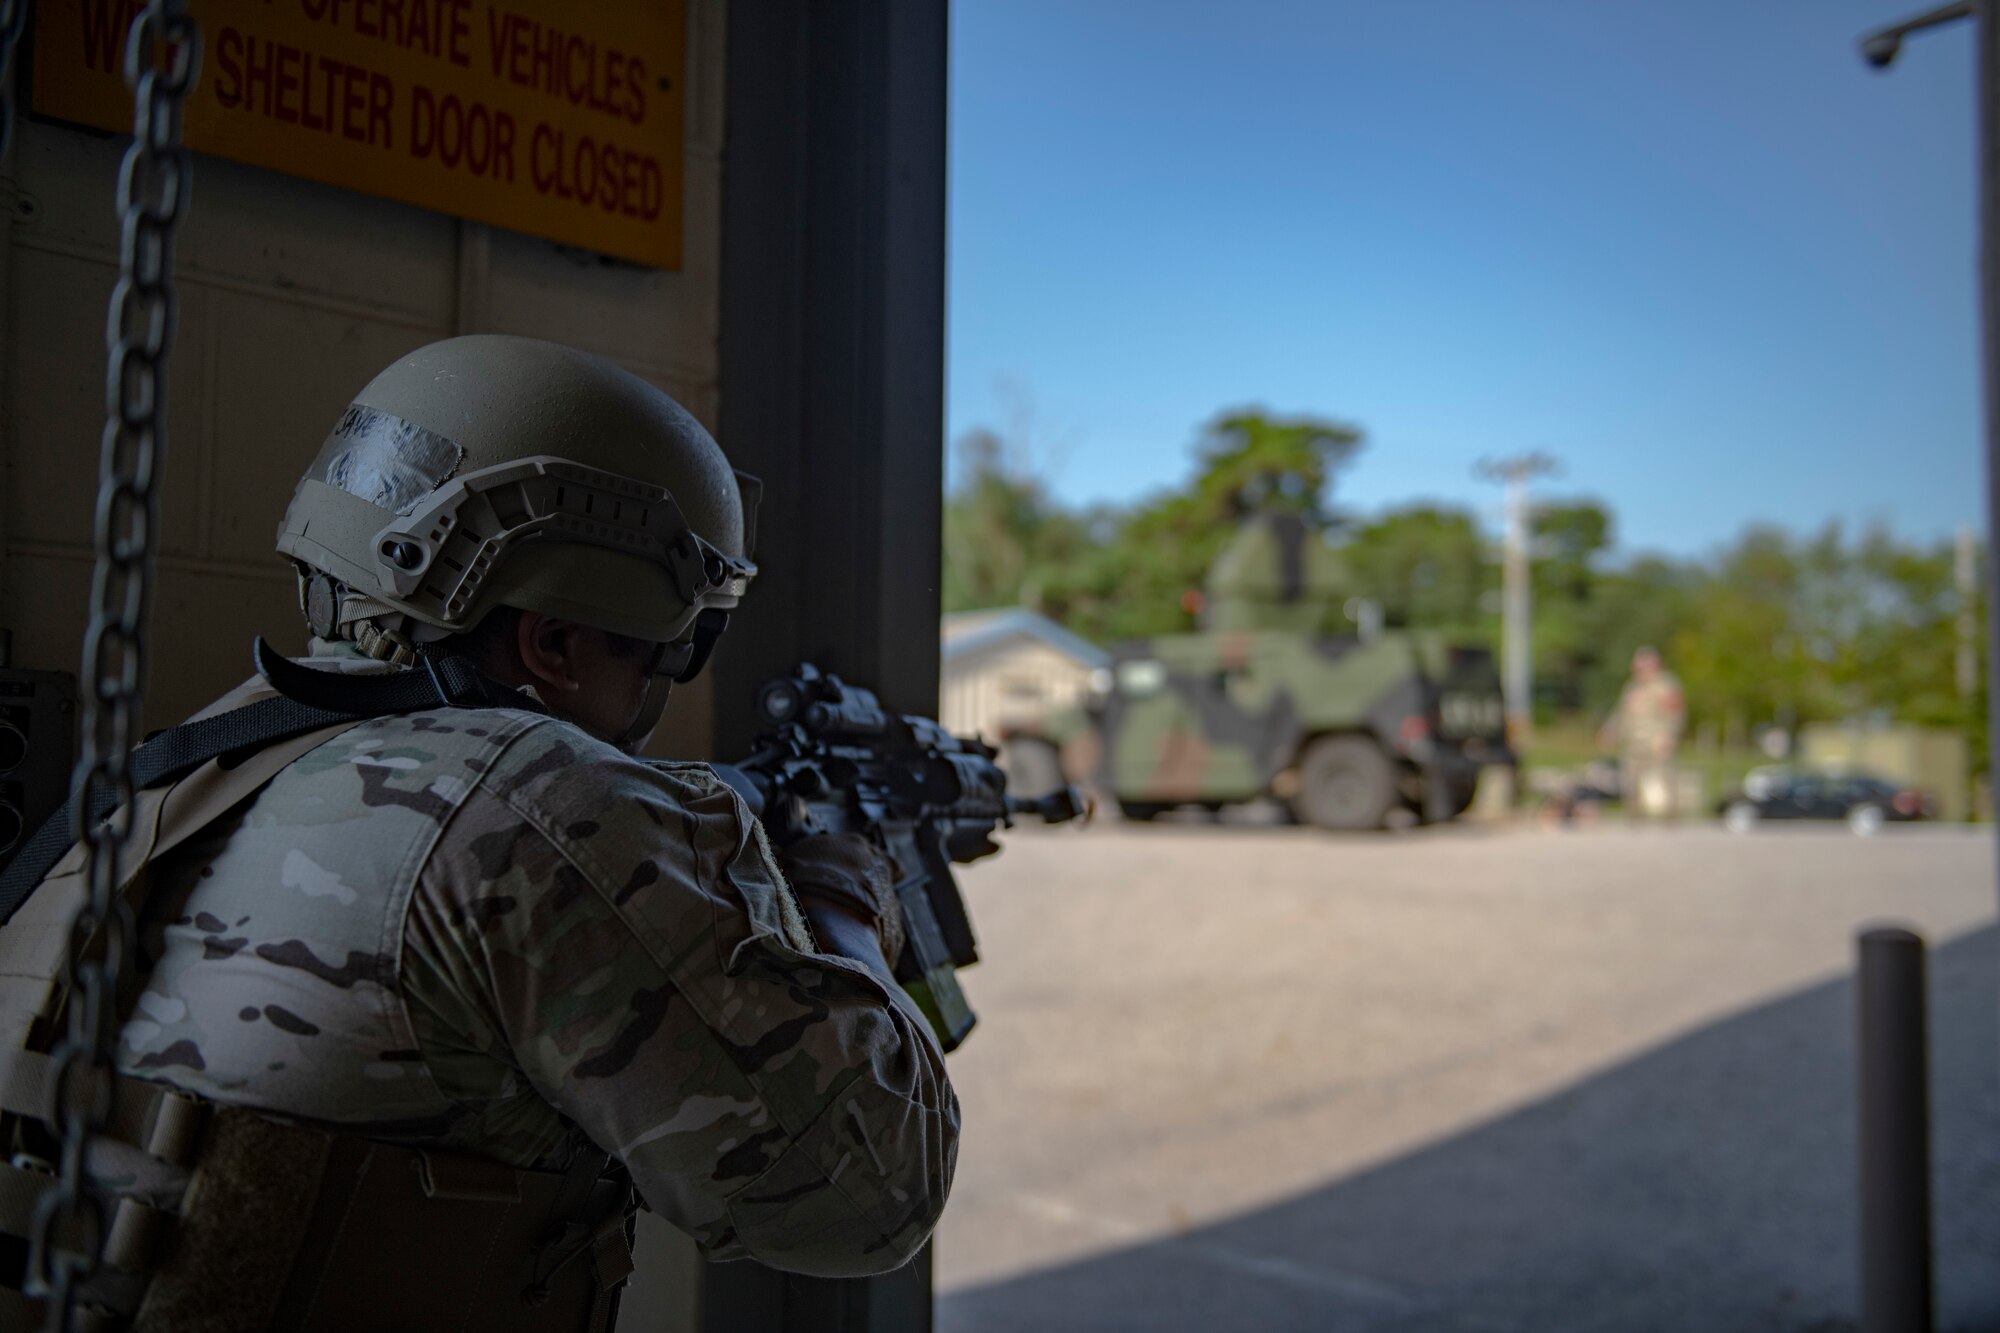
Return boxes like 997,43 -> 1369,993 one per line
1648,523 -> 1986,760
1188,411 -> 1363,525
1342,506 -> 1490,633
939,409 -> 1986,778
1110,411 -> 1364,634
941,428 -> 1091,615
1022,408 -> 1364,642
1666,528 -> 1801,739
1528,500 -> 1614,711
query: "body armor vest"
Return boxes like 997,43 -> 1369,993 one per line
0,649 -> 636,1331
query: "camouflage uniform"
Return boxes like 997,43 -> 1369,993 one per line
1609,670 -> 1685,820
115,645 -> 957,1277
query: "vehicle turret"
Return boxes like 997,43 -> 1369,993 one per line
1200,512 -> 1348,633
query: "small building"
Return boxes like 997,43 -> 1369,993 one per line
940,609 -> 1111,742
1799,722 -> 1971,823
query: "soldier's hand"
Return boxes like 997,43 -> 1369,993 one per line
780,833 -> 907,970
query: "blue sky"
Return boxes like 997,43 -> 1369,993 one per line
947,0 -> 1982,558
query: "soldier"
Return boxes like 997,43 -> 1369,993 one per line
0,336 -> 955,1329
1599,645 -> 1686,820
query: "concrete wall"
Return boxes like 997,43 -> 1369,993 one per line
1,15 -> 730,1326
0,3 -> 952,1326
0,0 -> 727,761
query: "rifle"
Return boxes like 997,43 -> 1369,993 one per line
703,664 -> 1086,1051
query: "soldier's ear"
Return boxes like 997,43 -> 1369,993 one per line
516,612 -> 584,694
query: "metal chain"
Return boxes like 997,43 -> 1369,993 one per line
0,0 -> 26,158
28,4 -> 198,1328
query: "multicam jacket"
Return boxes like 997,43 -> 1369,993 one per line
1610,671 -> 1686,760
114,648 -> 957,1277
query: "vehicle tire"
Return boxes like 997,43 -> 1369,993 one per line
1847,803 -> 1885,837
1446,779 -> 1480,819
1295,735 -> 1398,831
1117,800 -> 1170,822
1723,801 -> 1760,835
1000,737 -> 1065,799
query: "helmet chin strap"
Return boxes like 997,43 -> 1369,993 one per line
615,675 -> 674,755
616,609 -> 730,754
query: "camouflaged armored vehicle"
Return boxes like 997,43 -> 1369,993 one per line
1008,514 -> 1512,830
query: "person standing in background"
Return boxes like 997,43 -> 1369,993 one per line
1601,646 -> 1686,820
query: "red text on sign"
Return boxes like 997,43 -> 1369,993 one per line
300,0 -> 474,69
529,124 -> 662,220
410,86 -> 516,182
78,0 -> 143,73
483,7 -> 647,126
213,27 -> 396,149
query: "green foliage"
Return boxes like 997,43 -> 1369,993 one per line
940,429 -> 1097,617
1524,503 -> 1702,716
1661,523 -> 1987,762
1188,411 -> 1362,524
941,409 -> 1987,768
944,408 -> 1362,642
1341,506 -> 1489,634
1568,556 -> 1698,714
1666,526 -> 1806,731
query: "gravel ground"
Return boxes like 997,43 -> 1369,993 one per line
933,821 -> 1999,1333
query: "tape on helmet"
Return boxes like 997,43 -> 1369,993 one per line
278,335 -> 759,655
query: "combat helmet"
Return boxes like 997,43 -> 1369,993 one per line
275,335 -> 759,685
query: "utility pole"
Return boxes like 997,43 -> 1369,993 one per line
1477,453 -> 1558,747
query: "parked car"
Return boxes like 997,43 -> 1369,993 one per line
1717,769 -> 1932,835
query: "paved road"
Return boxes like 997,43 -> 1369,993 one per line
933,822 -> 1999,1333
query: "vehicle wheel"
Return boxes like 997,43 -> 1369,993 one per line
1446,779 -> 1480,819
1117,800 -> 1170,822
1847,803 -> 1885,837
1295,736 -> 1398,831
1723,801 -> 1760,835
1000,737 -> 1065,799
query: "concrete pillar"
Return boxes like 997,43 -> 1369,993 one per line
691,2 -> 948,1331
712,0 -> 948,733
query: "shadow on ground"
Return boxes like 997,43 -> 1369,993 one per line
940,925 -> 1999,1333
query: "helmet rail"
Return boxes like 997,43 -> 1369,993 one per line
361,454 -> 757,632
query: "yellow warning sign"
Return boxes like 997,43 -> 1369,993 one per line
33,0 -> 687,269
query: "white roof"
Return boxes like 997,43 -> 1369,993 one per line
941,608 -> 1111,668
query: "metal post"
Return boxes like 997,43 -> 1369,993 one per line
1973,0 -> 2000,1091
1859,0 -> 2000,1162
715,0 -> 948,729
1502,471 -> 1532,744
1856,927 -> 1934,1333
1978,0 -> 2000,880
1954,525 -> 1977,701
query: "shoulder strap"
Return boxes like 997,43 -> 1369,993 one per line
0,714 -> 375,1016
0,639 -> 521,925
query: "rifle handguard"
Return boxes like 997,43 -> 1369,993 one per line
705,663 -> 1089,1053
